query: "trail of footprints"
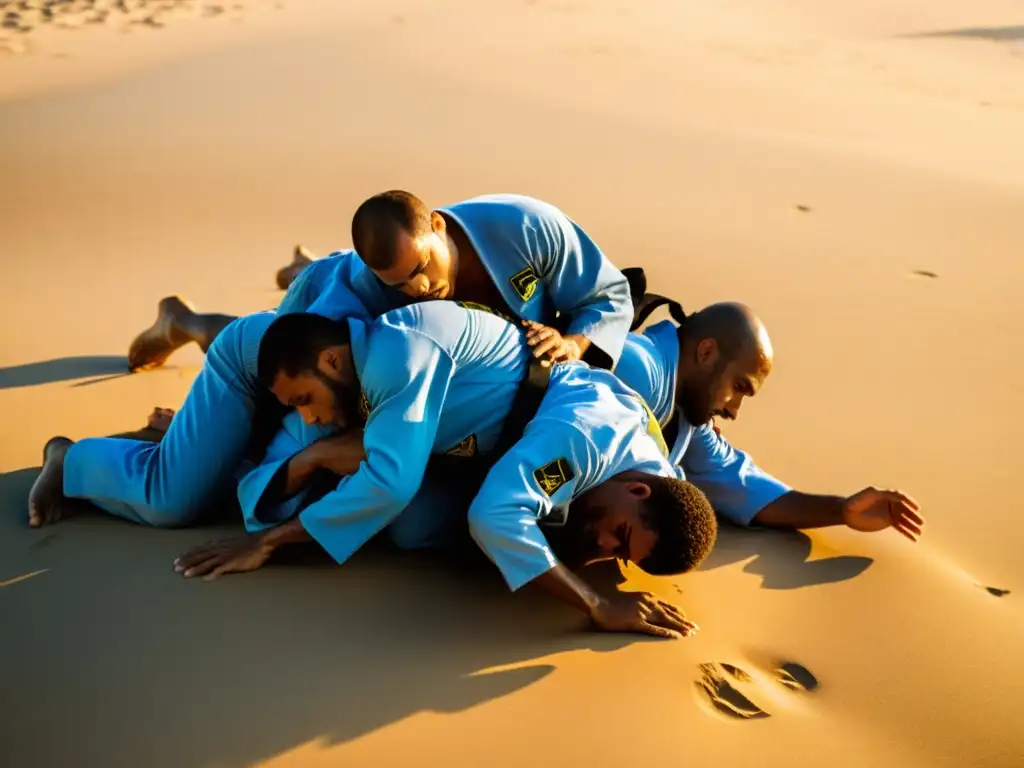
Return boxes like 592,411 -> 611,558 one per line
695,660 -> 819,720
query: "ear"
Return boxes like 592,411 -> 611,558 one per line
318,347 -> 341,374
626,481 -> 653,501
695,337 -> 719,367
430,210 -> 446,234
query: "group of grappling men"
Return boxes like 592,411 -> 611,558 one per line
27,192 -> 925,639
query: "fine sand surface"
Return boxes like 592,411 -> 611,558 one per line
2,1 -> 1023,766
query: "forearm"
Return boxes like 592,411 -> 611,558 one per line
283,445 -> 323,497
282,435 -> 365,497
315,438 -> 366,478
530,563 -> 603,617
752,491 -> 845,529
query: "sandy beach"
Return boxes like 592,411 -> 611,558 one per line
2,1 -> 1023,766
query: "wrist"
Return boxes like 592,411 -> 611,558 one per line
560,335 -> 585,362
254,529 -> 279,556
837,496 -> 855,526
588,593 -> 610,619
259,518 -> 310,550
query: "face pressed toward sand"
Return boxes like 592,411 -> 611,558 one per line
371,212 -> 458,300
269,348 -> 360,429
544,477 -> 659,569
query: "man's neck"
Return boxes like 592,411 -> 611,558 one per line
441,212 -> 514,316
442,213 -> 481,289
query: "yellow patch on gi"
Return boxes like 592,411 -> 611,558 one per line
446,434 -> 479,458
455,300 -> 513,323
533,457 -> 575,497
635,396 -> 669,458
509,267 -> 539,302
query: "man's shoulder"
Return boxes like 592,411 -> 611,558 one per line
511,416 -> 598,501
443,194 -> 565,225
362,317 -> 442,376
618,331 -> 661,388
546,365 -> 645,419
375,301 -> 476,343
310,249 -> 360,273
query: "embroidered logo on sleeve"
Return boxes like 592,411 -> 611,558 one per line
445,434 -> 478,458
533,457 -> 575,497
509,267 -> 539,302
358,391 -> 371,422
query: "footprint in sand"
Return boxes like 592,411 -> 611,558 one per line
695,660 -> 819,720
696,662 -> 769,719
776,662 -> 820,692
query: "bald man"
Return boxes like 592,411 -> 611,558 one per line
614,300 -> 924,539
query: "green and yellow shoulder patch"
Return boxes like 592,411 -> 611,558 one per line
445,433 -> 479,458
455,301 -> 512,323
509,267 -> 539,302
634,396 -> 669,458
533,457 -> 575,497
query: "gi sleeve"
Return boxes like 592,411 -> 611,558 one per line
298,327 -> 455,564
467,420 -> 600,591
682,422 -> 791,526
276,256 -> 337,315
529,203 -> 633,366
236,410 -> 336,533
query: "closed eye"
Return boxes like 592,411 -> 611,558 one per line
736,378 -> 755,397
403,258 -> 430,286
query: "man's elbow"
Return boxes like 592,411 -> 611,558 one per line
389,476 -> 422,512
465,501 -> 508,556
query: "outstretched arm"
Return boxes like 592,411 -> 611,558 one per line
753,488 -> 924,541
683,423 -> 924,540
681,421 -> 791,526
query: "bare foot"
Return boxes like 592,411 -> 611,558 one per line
147,407 -> 176,433
275,244 -> 316,290
127,296 -> 198,372
27,437 -> 74,528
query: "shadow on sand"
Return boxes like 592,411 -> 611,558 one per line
903,25 -> 1024,43
0,356 -> 129,389
0,466 -> 638,768
698,522 -> 873,590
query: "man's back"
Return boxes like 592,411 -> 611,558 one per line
357,300 -> 532,457
528,362 -> 672,496
466,363 -> 676,591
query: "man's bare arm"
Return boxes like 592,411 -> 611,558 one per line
753,491 -> 845,529
530,563 -> 698,639
279,430 -> 367,498
753,488 -> 923,540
